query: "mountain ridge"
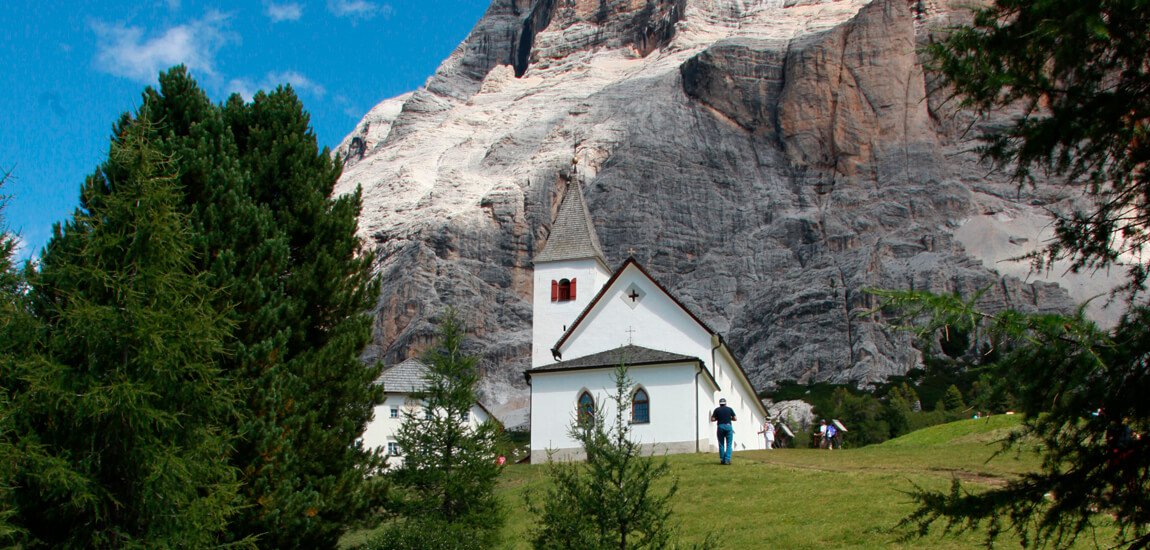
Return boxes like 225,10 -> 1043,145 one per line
332,0 -> 1115,425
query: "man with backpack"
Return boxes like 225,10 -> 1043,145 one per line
825,421 -> 838,450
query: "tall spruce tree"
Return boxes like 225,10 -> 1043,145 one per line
0,168 -> 33,545
529,364 -> 679,550
6,121 -> 242,547
879,0 -> 1150,546
114,67 -> 385,547
382,310 -> 505,548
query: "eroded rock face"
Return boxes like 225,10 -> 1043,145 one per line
335,0 -> 1087,425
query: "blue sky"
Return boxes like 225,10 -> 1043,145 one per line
1,0 -> 490,261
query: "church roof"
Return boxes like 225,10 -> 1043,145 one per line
533,180 -> 607,265
526,344 -> 703,376
375,358 -> 430,393
374,358 -> 501,422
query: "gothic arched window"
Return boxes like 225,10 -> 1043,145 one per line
577,391 -> 595,424
632,388 -> 650,424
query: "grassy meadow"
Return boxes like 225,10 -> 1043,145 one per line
346,415 -> 1118,548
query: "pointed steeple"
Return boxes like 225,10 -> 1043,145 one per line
534,179 -> 607,265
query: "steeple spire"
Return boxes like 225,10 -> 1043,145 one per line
534,178 -> 607,265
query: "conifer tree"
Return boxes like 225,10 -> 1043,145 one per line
0,168 -> 32,545
877,1 -> 1150,544
529,364 -> 679,550
383,310 -> 505,548
116,67 -> 385,547
7,121 -> 242,547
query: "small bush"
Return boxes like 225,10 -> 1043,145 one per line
360,518 -> 494,550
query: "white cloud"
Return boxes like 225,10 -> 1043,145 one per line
228,71 -> 326,102
266,2 -> 303,22
226,78 -> 257,102
269,71 -> 326,97
91,11 -> 234,83
327,0 -> 393,20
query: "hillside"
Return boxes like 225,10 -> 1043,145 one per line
487,415 -> 1108,548
331,0 -> 1123,425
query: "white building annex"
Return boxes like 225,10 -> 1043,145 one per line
527,182 -> 769,462
361,358 -> 496,468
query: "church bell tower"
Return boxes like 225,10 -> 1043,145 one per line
531,179 -> 611,367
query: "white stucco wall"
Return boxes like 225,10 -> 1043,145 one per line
361,392 -> 493,468
530,362 -> 709,460
557,265 -> 713,365
532,257 -> 611,367
710,347 -> 767,452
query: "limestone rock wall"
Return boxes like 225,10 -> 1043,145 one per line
335,0 -> 1086,425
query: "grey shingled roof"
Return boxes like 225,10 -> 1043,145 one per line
375,358 -> 430,393
534,181 -> 607,264
527,345 -> 700,374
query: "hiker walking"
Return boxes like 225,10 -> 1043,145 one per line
758,420 -> 775,449
710,397 -> 737,464
825,421 -> 839,450
817,419 -> 828,449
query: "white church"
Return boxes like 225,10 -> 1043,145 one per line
526,182 -> 768,462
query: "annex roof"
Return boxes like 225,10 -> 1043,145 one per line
533,180 -> 607,265
374,357 -> 501,423
375,358 -> 429,393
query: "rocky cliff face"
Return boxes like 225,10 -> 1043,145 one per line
334,0 -> 1108,425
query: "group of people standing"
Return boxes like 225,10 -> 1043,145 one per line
815,419 -> 841,449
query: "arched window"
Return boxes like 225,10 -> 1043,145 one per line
552,278 -> 577,302
632,388 -> 650,424
577,391 -> 595,424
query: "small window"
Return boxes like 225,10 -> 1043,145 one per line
387,442 -> 400,456
632,388 -> 650,423
460,410 -> 470,422
552,278 -> 577,302
389,407 -> 399,418
424,408 -> 433,420
577,391 -> 595,424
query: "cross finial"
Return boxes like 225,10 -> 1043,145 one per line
627,247 -> 636,257
625,326 -> 636,345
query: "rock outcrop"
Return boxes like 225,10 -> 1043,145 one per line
334,0 -> 1101,425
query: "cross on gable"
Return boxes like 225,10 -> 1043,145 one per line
628,289 -> 640,302
625,326 -> 636,344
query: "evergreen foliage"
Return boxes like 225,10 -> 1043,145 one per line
927,0 -> 1150,294
0,168 -> 33,545
386,310 -> 505,548
118,67 -> 384,547
876,289 -> 1150,548
5,122 -> 244,547
877,2 -> 1150,544
528,364 -> 679,549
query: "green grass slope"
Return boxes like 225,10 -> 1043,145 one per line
493,414 -> 1053,549
346,415 -> 1110,548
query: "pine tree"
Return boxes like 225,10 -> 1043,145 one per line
7,121 -> 242,547
877,289 -> 1150,548
119,67 -> 384,547
529,364 -> 679,550
0,167 -> 33,545
383,310 -> 505,548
